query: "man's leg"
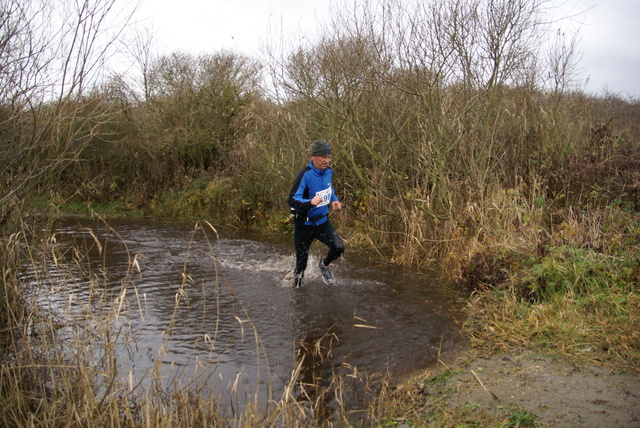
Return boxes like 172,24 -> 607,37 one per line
316,220 -> 344,266
293,222 -> 314,286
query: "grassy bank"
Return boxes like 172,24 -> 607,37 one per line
359,203 -> 639,427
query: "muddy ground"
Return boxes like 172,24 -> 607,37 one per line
434,352 -> 640,427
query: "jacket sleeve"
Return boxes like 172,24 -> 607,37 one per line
287,168 -> 312,213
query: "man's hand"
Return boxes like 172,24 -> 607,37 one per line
310,195 -> 323,206
330,201 -> 342,211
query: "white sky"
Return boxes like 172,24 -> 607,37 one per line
134,0 -> 639,98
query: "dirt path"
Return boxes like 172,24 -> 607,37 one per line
442,353 -> 640,427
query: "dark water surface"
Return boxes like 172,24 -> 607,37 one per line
48,217 -> 465,405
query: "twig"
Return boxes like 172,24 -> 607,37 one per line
437,334 -> 451,370
470,370 -> 499,400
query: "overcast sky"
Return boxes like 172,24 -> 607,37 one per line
134,0 -> 639,98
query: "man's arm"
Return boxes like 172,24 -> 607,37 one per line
288,168 -> 313,212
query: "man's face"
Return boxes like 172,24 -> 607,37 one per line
312,155 -> 331,170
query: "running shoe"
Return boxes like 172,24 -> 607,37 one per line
318,259 -> 335,285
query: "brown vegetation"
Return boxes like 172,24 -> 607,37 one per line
1,0 -> 639,426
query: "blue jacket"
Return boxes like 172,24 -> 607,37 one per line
288,161 -> 339,225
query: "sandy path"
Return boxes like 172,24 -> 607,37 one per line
443,353 -> 640,427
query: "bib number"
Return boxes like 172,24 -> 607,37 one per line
315,187 -> 332,207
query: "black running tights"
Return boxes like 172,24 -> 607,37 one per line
293,219 -> 344,277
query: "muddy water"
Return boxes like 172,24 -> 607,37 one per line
50,217 -> 465,405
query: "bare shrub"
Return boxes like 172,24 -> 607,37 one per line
0,0 -> 135,219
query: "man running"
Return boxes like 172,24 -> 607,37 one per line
287,140 -> 344,288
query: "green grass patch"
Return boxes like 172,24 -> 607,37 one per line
524,246 -> 639,301
29,197 -> 145,217
464,241 -> 640,367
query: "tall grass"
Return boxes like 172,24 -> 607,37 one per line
2,1 -> 637,271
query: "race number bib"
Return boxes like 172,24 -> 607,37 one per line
315,187 -> 332,207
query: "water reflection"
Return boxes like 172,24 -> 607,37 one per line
294,331 -> 340,423
45,217 -> 465,406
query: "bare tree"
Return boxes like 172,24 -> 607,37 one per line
0,0 -> 135,221
546,27 -> 582,95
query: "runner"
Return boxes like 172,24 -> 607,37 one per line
287,140 -> 344,288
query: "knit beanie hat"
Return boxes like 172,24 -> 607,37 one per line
310,139 -> 331,156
